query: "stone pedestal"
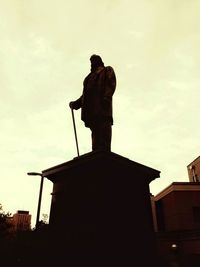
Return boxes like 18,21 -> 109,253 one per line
42,151 -> 160,266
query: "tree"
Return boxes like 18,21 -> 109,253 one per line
41,213 -> 48,224
0,204 -> 12,240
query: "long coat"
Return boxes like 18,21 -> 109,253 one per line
73,66 -> 116,128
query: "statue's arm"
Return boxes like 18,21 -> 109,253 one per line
103,66 -> 116,103
70,96 -> 82,110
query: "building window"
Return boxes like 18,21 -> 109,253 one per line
192,174 -> 199,182
193,207 -> 200,222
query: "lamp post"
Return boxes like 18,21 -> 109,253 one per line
27,172 -> 44,229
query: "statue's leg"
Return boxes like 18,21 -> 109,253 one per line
90,124 -> 100,151
101,122 -> 112,151
90,122 -> 111,151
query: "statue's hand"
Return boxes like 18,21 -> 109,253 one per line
69,101 -> 74,109
69,98 -> 82,110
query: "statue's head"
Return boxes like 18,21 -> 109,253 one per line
90,54 -> 104,72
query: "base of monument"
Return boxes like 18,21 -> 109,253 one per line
42,151 -> 161,266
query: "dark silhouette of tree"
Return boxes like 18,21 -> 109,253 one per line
0,204 -> 16,266
0,204 -> 12,240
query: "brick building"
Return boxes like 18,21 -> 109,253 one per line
187,156 -> 200,182
153,182 -> 200,232
12,210 -> 31,231
152,179 -> 200,265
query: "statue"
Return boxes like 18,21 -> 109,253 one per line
69,55 -> 116,151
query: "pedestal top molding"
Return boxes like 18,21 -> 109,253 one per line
42,151 -> 160,183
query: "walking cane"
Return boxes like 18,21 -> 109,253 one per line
71,107 -> 80,157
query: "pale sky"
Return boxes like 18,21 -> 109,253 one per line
1,0 -> 200,227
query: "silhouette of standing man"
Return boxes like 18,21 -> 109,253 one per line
69,55 -> 116,151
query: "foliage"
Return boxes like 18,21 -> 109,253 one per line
42,213 -> 48,224
0,204 -> 51,266
0,203 -> 12,240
